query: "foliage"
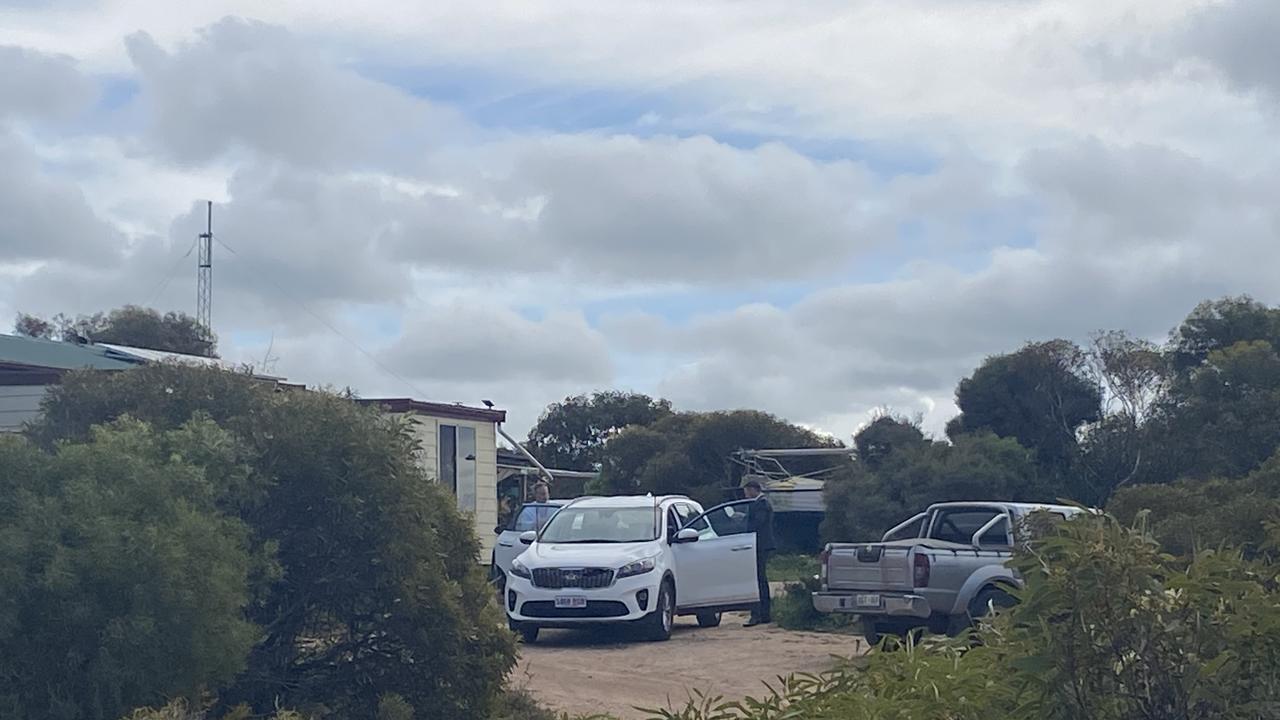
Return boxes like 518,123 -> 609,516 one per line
26,364 -> 516,720
852,414 -> 926,470
15,305 -> 217,357
1109,446 -> 1280,558
526,391 -> 673,471
765,553 -> 820,583
947,339 -> 1102,470
0,420 -> 259,720
822,431 -> 1043,543
641,515 -> 1280,720
772,578 -> 856,634
598,410 -> 838,507
1168,295 -> 1280,375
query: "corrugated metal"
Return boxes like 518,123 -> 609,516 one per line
0,384 -> 48,432
0,334 -> 140,371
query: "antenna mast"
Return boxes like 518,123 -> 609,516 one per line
197,201 -> 213,335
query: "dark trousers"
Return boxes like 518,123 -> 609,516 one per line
754,549 -> 772,621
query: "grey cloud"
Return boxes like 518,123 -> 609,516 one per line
0,45 -> 92,120
125,18 -> 466,169
1183,0 -> 1280,100
383,304 -> 612,385
0,133 -> 123,264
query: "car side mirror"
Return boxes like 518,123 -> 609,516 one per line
519,531 -> 537,545
494,525 -> 504,534
673,528 -> 699,544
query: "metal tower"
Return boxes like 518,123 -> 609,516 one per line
197,201 -> 213,335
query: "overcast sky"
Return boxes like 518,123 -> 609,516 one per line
1,0 -> 1278,439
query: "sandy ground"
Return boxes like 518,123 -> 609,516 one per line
514,611 -> 865,719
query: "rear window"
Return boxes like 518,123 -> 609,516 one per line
930,508 -> 1010,546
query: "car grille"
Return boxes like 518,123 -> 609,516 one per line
531,567 -> 615,589
520,601 -> 630,618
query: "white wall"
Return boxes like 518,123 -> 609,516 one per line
403,413 -> 499,564
0,385 -> 47,432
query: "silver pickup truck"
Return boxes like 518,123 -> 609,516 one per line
813,501 -> 1086,643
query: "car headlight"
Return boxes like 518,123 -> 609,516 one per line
510,558 -> 532,579
617,557 -> 656,579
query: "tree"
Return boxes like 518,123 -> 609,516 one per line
26,365 -> 515,720
853,413 -> 926,470
0,419 -> 259,720
1168,295 -> 1280,375
821,432 -> 1043,543
526,391 -> 673,471
15,306 -> 218,357
948,339 -> 1102,471
598,410 -> 836,507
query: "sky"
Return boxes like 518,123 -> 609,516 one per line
1,0 -> 1279,440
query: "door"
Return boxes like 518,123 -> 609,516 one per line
494,504 -> 558,573
673,500 -> 759,608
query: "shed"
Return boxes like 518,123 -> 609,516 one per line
357,398 -> 507,565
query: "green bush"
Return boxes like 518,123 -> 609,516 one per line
765,554 -> 818,583
27,364 -> 516,720
0,420 -> 259,720
641,514 -> 1280,720
771,579 -> 855,634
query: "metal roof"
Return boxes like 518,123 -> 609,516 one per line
0,333 -> 142,372
356,397 -> 507,423
96,343 -> 284,380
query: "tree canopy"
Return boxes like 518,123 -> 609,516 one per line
526,391 -> 673,471
25,365 -> 514,720
15,305 -> 218,357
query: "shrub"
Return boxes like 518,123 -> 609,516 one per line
27,365 -> 516,720
0,420 -> 258,720
640,514 -> 1280,720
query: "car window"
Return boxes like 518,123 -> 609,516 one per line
687,502 -> 752,539
675,503 -> 698,526
929,508 -> 1010,546
666,507 -> 681,539
540,506 -> 658,543
510,505 -> 540,532
535,505 -> 558,530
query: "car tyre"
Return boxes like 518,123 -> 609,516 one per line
643,580 -> 675,641
695,610 -> 722,628
509,618 -> 539,644
860,617 -> 882,647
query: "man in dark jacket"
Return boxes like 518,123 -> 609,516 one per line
743,478 -> 776,627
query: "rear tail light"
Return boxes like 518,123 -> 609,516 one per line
913,553 -> 931,588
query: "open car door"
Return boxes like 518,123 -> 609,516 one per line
672,500 -> 759,609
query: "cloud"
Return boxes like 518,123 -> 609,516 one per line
1183,0 -> 1280,101
383,304 -> 612,385
0,44 -> 92,120
0,132 -> 124,265
124,18 -> 467,169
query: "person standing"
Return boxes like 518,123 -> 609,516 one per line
742,479 -> 776,627
531,481 -> 551,503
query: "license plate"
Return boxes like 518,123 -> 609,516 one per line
855,593 -> 882,608
554,596 -> 587,609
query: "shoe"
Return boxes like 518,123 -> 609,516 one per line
744,618 -> 765,628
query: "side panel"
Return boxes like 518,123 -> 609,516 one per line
951,561 -> 1018,615
674,534 -> 757,607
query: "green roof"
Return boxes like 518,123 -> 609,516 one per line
0,333 -> 143,371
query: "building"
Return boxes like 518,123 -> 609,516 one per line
356,398 -> 508,564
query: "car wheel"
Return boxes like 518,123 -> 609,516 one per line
860,617 -> 882,646
643,581 -> 675,641
510,619 -> 539,644
695,610 -> 721,628
969,585 -> 1016,623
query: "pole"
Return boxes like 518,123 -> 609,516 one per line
197,201 -> 213,336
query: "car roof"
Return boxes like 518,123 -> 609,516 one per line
927,501 -> 1087,514
566,494 -> 691,508
520,500 -> 566,507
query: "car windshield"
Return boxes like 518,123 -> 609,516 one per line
538,506 -> 657,543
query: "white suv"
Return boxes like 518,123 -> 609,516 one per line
504,494 -> 763,642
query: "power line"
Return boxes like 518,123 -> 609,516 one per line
211,234 -> 435,399
141,236 -> 198,309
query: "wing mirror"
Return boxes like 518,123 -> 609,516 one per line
673,528 -> 699,544
519,531 -> 537,545
494,525 -> 504,534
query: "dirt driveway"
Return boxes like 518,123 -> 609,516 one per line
514,612 -> 865,719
